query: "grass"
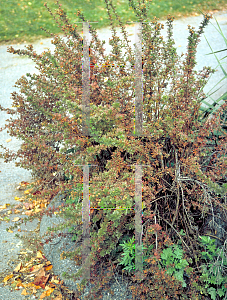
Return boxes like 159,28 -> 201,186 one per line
1,0 -> 227,45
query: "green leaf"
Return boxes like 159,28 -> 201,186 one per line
161,248 -> 173,261
174,270 -> 185,286
173,247 -> 183,259
175,259 -> 188,269
166,267 -> 174,276
71,234 -> 77,242
217,288 -> 225,297
207,287 -> 217,300
179,229 -> 186,236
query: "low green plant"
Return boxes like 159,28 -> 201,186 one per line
118,234 -> 189,287
199,235 -> 227,300
117,235 -> 154,273
159,243 -> 189,287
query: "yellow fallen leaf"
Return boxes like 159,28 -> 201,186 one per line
26,282 -> 36,288
40,288 -> 54,298
21,289 -> 28,296
0,204 -> 7,209
24,189 -> 30,195
8,229 -> 13,233
14,196 -> 20,200
51,279 -> 60,284
12,217 -> 20,222
6,138 -> 12,143
37,251 -> 43,258
7,210 -> 12,215
3,274 -> 14,283
14,262 -> 22,272
32,286 -> 37,293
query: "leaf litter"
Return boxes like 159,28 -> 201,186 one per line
0,181 -> 81,300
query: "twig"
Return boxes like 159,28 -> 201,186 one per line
160,217 -> 191,252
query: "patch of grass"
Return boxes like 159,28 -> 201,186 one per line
1,0 -> 227,45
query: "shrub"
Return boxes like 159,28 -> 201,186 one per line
1,0 -> 227,299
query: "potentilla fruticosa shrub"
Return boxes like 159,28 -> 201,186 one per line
1,0 -> 227,299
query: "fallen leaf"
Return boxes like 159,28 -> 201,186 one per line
21,289 -> 28,295
3,274 -> 14,283
16,184 -> 27,190
14,262 -> 22,272
33,273 -> 50,289
31,286 -> 37,293
50,278 -> 60,284
25,211 -> 33,216
6,138 -> 11,143
48,282 -> 56,288
14,196 -> 20,200
0,203 -> 9,209
45,265 -> 53,271
29,264 -> 45,273
46,287 -> 55,295
21,181 -> 29,185
8,229 -> 13,233
32,190 -> 41,195
16,278 -> 23,286
15,204 -> 22,209
26,282 -> 37,288
40,287 -> 54,298
23,202 -> 33,210
12,217 -> 20,222
36,251 -> 43,258
24,189 -> 31,195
